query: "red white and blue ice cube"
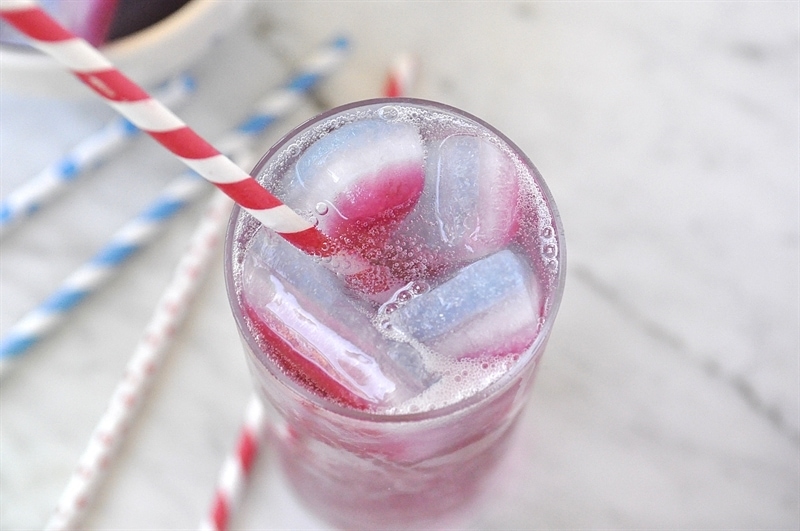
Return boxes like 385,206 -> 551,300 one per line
386,250 -> 541,360
286,119 -> 425,246
394,134 -> 520,266
242,228 -> 433,409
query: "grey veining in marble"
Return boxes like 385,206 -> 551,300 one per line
1,2 -> 797,530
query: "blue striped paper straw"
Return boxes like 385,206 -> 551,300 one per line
0,73 -> 196,238
0,172 -> 208,370
0,36 -> 350,376
44,191 -> 234,531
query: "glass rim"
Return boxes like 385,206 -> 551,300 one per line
224,97 -> 567,424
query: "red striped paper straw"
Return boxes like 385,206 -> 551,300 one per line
384,53 -> 418,98
0,1 -> 329,258
198,395 -> 267,531
44,191 -> 233,531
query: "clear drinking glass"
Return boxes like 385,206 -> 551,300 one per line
224,98 -> 565,530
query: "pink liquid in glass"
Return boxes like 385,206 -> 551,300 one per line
225,99 -> 565,530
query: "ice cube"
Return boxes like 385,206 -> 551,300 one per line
242,228 -> 434,408
286,119 -> 425,248
434,135 -> 520,254
392,135 -> 520,268
386,250 -> 541,359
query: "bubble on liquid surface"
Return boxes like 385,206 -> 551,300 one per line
315,202 -> 329,215
378,105 -> 399,121
396,290 -> 412,303
410,281 -> 429,295
286,143 -> 301,157
543,243 -> 557,259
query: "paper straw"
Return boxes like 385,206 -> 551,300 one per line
383,53 -> 418,98
0,173 -> 208,375
0,73 -> 196,238
1,4 -> 398,301
198,395 -> 267,531
39,38 -> 351,529
197,54 -> 417,531
44,190 -> 233,531
0,36 -> 351,375
0,3 -> 337,258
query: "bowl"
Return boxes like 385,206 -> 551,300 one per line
0,0 -> 248,98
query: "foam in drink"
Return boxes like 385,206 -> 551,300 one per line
225,99 -> 564,530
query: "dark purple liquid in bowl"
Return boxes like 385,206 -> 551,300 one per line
106,0 -> 193,42
0,0 -> 193,47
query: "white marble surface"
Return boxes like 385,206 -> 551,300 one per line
1,2 -> 798,530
